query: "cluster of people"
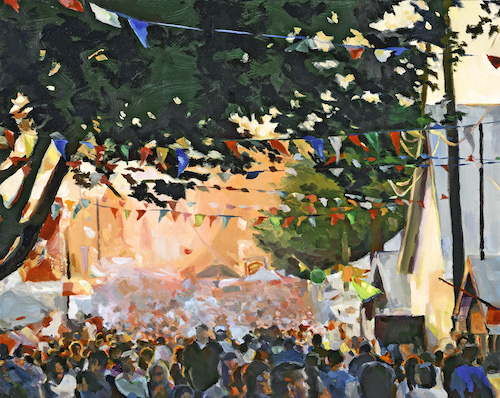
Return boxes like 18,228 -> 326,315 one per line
0,321 -> 499,398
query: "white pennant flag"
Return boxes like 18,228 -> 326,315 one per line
90,3 -> 122,28
328,136 -> 342,163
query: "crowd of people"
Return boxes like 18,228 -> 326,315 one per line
0,320 -> 499,398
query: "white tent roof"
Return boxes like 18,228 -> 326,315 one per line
245,267 -> 281,282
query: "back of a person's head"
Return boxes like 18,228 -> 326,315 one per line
312,334 -> 322,346
283,338 -> 294,351
271,362 -> 305,398
483,352 -> 500,374
326,350 -> 343,367
358,341 -> 372,354
462,344 -> 479,364
306,352 -> 320,367
89,350 -> 108,369
172,385 -> 194,398
359,362 -> 395,398
404,356 -> 421,390
243,361 -> 270,395
415,363 -> 437,389
156,336 -> 165,345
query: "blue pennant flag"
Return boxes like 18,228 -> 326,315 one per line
304,136 -> 325,161
81,199 -> 91,208
51,203 -> 62,220
128,18 -> 149,48
246,171 -> 263,180
79,141 -> 95,149
176,149 -> 188,177
222,215 -> 233,230
73,203 -> 82,219
158,209 -> 169,222
53,139 -> 68,160
385,47 -> 407,56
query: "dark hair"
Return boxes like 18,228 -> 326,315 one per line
463,344 -> 479,364
89,351 -> 108,369
415,363 -> 437,389
358,341 -> 372,354
171,385 -> 195,398
283,338 -> 294,350
483,352 -> 500,374
196,324 -> 209,332
404,357 -> 420,390
312,334 -> 323,346
243,361 -> 270,396
76,371 -> 104,393
156,336 -> 165,345
326,350 -> 343,367
271,362 -> 306,398
359,362 -> 395,398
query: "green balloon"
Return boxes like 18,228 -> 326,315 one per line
310,268 -> 326,284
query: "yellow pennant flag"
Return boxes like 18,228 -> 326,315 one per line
23,134 -> 37,157
156,147 -> 169,166
293,139 -> 312,159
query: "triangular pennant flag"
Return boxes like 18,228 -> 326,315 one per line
3,0 -> 19,12
53,139 -> 68,160
89,3 -> 121,28
140,147 -> 152,166
366,132 -> 380,154
297,216 -> 307,226
5,130 -> 14,149
171,211 -> 180,222
269,216 -> 282,230
137,209 -> 146,220
351,277 -> 381,301
345,45 -> 364,59
182,212 -> 191,222
441,194 -> 449,200
222,215 -> 232,229
158,209 -> 169,222
388,131 -> 400,154
306,194 -> 317,203
487,55 -> 500,69
23,134 -> 36,156
51,203 -> 62,220
386,47 -> 407,56
225,141 -> 241,158
120,145 -> 130,160
319,197 -> 328,207
176,149 -> 188,177
308,216 -> 316,227
417,201 -> 425,208
252,216 -> 267,227
217,172 -> 231,182
65,200 -> 75,211
441,165 -> 449,172
369,209 -> 378,219
111,207 -> 119,218
304,136 -> 325,161
156,147 -> 169,166
246,171 -> 263,180
346,212 -> 356,225
282,216 -> 295,228
208,215 -> 218,227
57,0 -> 84,12
79,141 -> 95,149
166,201 -> 177,211
124,209 -> 131,219
73,203 -> 82,219
293,139 -> 312,159
347,135 -> 369,152
269,140 -> 290,156
194,214 -> 205,227
328,136 -> 342,163
21,163 -> 31,177
128,18 -> 149,48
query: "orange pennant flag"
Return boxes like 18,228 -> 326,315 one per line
388,131 -> 400,154
369,209 -> 378,219
346,46 -> 364,59
395,165 -> 404,172
137,209 -> 146,220
441,194 -> 449,200
208,215 -> 218,227
110,208 -> 119,218
417,201 -> 425,208
348,135 -> 369,152
306,194 -> 317,203
394,199 -> 406,206
441,165 -> 449,172
282,216 -> 295,228
140,147 -> 152,166
225,141 -> 241,158
5,130 -> 14,149
171,211 -> 180,222
269,140 -> 290,157
329,213 -> 346,226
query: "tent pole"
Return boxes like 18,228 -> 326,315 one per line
479,123 -> 485,260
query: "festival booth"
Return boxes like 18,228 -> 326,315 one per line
453,256 -> 500,350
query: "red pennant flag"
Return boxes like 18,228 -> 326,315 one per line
440,165 -> 449,172
417,201 -> 425,208
282,216 -> 295,228
140,147 -> 152,166
5,130 -> 14,148
137,209 -> 146,220
395,165 -> 404,172
100,175 -> 110,185
66,161 -> 82,168
119,201 -> 125,207
21,163 -> 31,177
252,216 -> 267,227
57,0 -> 84,12
388,131 -> 400,154
95,145 -> 105,166
269,140 -> 290,156
182,212 -> 191,222
269,207 -> 278,216
305,206 -> 317,215
487,55 -> 500,69
168,201 -> 177,211
171,211 -> 180,222
111,208 -> 119,218
441,194 -> 449,200
9,156 -> 26,166
225,141 -> 241,158
369,209 -> 379,219
3,0 -> 19,12
208,215 -> 218,227
346,46 -> 364,59
348,135 -> 369,152
329,213 -> 346,226
394,199 -> 406,206
466,155 -> 475,162
104,163 -> 118,172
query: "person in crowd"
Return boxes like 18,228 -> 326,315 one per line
320,349 -> 357,398
242,361 -> 272,398
75,371 -> 110,398
309,334 -> 328,369
273,338 -> 305,366
449,343 -> 495,398
148,362 -> 172,398
405,362 -> 447,398
183,324 -> 223,394
139,347 -> 154,374
303,352 -> 325,398
171,384 -> 195,398
42,356 -> 77,398
271,362 -> 310,398
204,352 -> 239,398
114,350 -> 149,398
442,342 -> 465,396
397,345 -> 422,398
348,341 -> 379,378
215,326 -> 235,353
483,351 -> 500,396
68,342 -> 87,372
358,361 -> 397,398
153,336 -> 173,366
170,347 -> 187,386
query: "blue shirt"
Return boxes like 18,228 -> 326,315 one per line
320,369 -> 357,398
272,349 -> 305,365
450,365 -> 494,398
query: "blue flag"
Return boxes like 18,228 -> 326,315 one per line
79,141 -> 95,149
53,139 -> 68,160
128,18 -> 149,48
385,47 -> 407,56
51,203 -> 62,220
158,209 -> 169,222
246,171 -> 263,179
222,215 -> 233,229
304,136 -> 325,161
176,149 -> 188,177
81,199 -> 91,208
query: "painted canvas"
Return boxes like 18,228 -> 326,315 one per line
0,0 -> 500,396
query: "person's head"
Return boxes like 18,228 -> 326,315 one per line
415,363 -> 437,389
174,347 -> 184,364
69,341 -> 83,358
89,350 -> 108,372
221,352 -> 238,372
121,350 -> 138,374
243,361 -> 271,397
455,334 -> 469,352
312,334 -> 323,347
139,346 -> 154,370
76,371 -> 102,393
404,357 -> 421,390
149,363 -> 168,385
271,362 -> 309,398
359,362 -> 395,398
214,326 -> 227,341
47,356 -> 68,383
358,341 -> 372,354
195,324 -> 209,344
434,350 -> 444,366
326,350 -> 343,371
156,336 -> 166,345
444,343 -> 455,356
399,343 -> 415,360
283,338 -> 295,351
483,352 -> 500,374
462,344 -> 479,365
172,385 -> 195,398
306,352 -> 320,367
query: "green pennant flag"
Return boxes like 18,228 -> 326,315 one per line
222,215 -> 232,229
120,145 -> 130,160
124,209 -> 131,219
196,186 -> 210,192
351,277 -> 381,301
366,132 -> 380,154
346,212 -> 356,225
269,216 -> 282,230
194,214 -> 206,227
73,203 -> 82,219
158,209 -> 169,222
